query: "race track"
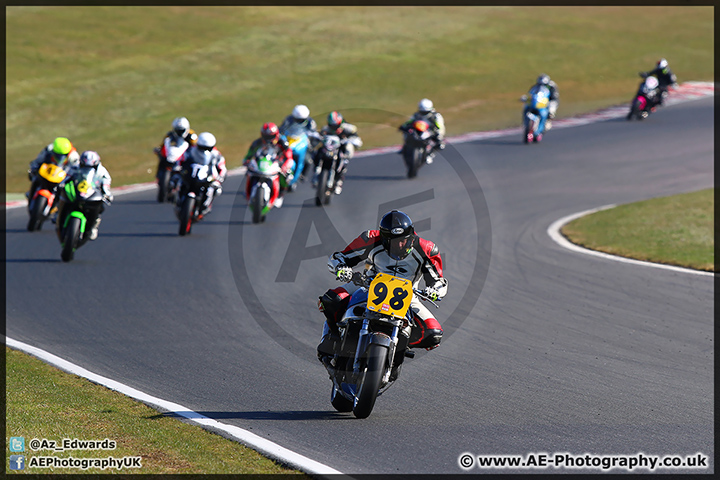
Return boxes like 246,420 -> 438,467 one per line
6,96 -> 713,474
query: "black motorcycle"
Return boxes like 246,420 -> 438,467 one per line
627,74 -> 662,120
401,119 -> 436,178
321,271 -> 438,418
314,135 -> 344,206
175,156 -> 215,236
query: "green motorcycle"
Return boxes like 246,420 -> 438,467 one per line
57,167 -> 107,262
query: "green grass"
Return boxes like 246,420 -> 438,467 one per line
6,347 -> 306,475
561,189 -> 714,272
5,6 -> 714,193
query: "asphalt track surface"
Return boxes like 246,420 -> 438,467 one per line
6,96 -> 713,474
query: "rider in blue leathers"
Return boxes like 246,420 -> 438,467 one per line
523,74 -> 558,139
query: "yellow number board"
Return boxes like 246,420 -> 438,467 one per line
367,273 -> 413,318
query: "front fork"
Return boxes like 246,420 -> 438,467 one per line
353,319 -> 399,381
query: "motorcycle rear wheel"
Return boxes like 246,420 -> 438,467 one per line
61,216 -> 81,262
179,197 -> 194,236
27,196 -> 48,232
353,344 -> 388,419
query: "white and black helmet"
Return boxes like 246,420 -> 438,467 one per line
418,98 -> 434,114
292,104 -> 310,121
379,210 -> 416,260
79,150 -> 101,169
196,132 -> 217,151
537,74 -> 550,85
172,117 -> 190,137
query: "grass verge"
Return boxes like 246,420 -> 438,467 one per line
5,347 -> 306,475
561,189 -> 714,272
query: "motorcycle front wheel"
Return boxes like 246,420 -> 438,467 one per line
27,195 -> 48,232
407,148 -> 422,179
61,216 -> 81,262
353,344 -> 388,419
157,168 -> 170,203
315,169 -> 331,206
179,196 -> 194,236
251,188 -> 263,224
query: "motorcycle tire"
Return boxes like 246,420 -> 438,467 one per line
27,196 -> 48,232
407,148 -> 423,179
353,344 -> 388,419
157,168 -> 170,203
252,189 -> 263,224
315,169 -> 330,207
330,385 -> 353,412
179,196 -> 194,236
61,216 -> 81,262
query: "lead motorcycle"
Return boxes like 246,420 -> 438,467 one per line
58,167 -> 107,262
627,75 -> 661,121
401,119 -> 436,178
153,135 -> 193,203
175,154 -> 217,236
321,271 -> 439,419
521,85 -> 550,143
27,162 -> 68,231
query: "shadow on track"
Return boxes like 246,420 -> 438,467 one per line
150,410 -> 352,421
6,258 -> 63,263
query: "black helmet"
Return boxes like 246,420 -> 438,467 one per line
379,210 -> 415,260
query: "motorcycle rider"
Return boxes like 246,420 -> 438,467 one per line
27,137 -> 80,201
316,210 -> 449,363
55,150 -> 113,242
156,117 -> 198,153
242,122 -> 294,208
399,99 -> 446,164
521,74 -> 558,140
174,132 -> 227,218
279,104 -> 322,182
279,104 -> 319,135
527,74 -> 559,130
640,58 -> 677,106
155,116 -> 197,170
313,111 -> 363,194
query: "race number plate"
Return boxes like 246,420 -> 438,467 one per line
367,273 -> 413,318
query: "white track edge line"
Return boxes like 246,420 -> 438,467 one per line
547,205 -> 714,277
5,336 -> 344,477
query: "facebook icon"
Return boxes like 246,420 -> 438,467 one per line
10,455 -> 25,470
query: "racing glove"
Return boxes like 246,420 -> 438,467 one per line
423,286 -> 440,302
336,266 -> 353,283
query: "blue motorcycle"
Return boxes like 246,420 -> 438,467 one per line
521,85 -> 550,143
280,123 -> 311,190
